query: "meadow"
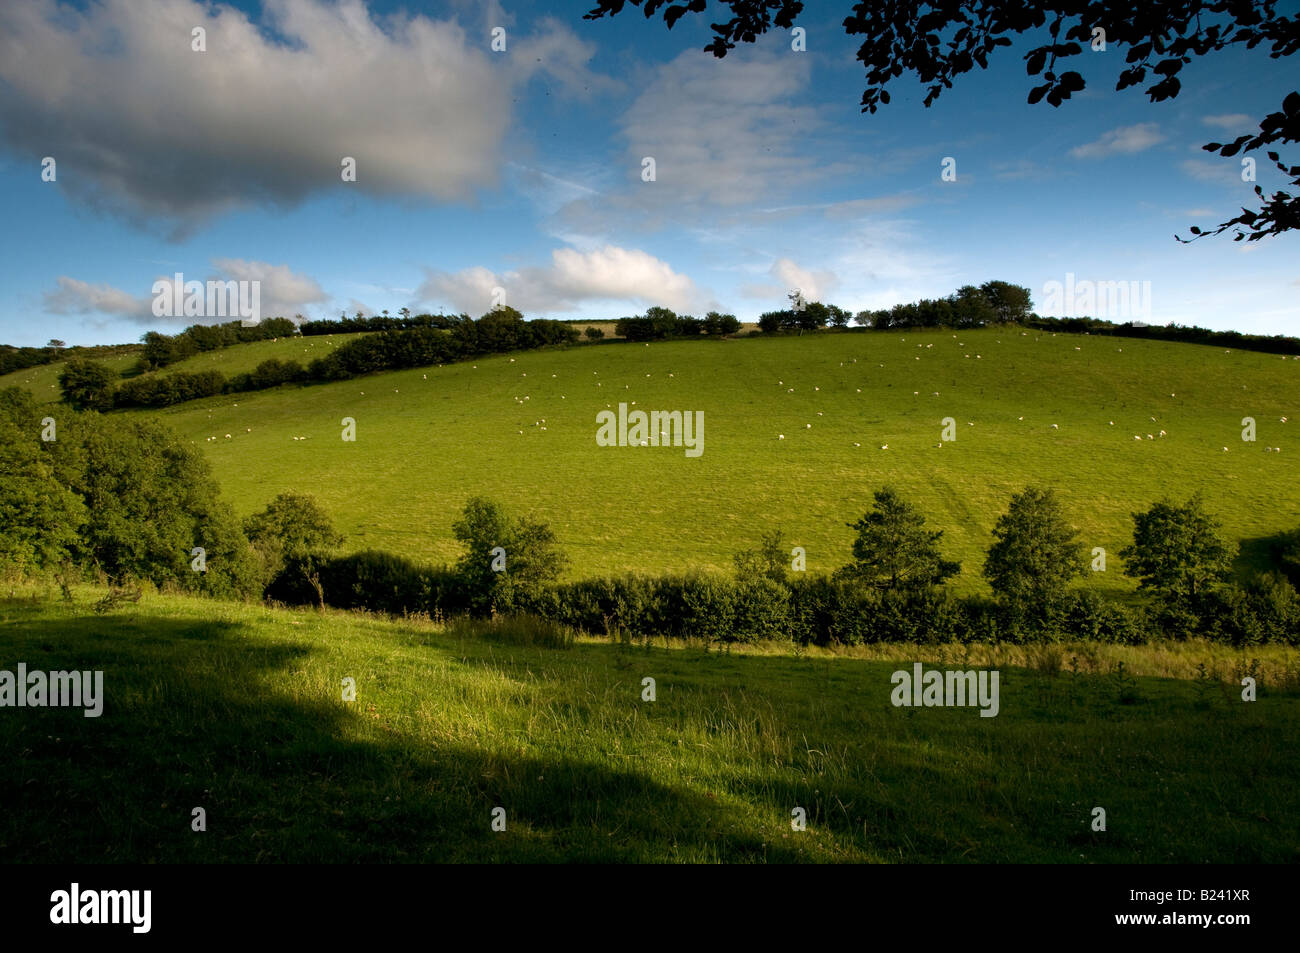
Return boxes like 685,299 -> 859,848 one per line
2,586 -> 1295,863
7,327 -> 1295,594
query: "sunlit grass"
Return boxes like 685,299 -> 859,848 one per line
2,586 -> 1295,863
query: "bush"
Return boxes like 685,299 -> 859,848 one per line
1061,590 -> 1145,644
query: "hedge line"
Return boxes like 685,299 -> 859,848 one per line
272,551 -> 1300,647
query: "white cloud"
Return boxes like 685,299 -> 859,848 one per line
618,46 -> 845,205
43,260 -> 326,324
43,278 -> 151,321
0,0 -> 611,232
1069,123 -> 1165,159
739,258 -> 839,304
1180,158 -> 1252,188
1202,113 -> 1252,131
209,259 -> 328,319
417,245 -> 707,314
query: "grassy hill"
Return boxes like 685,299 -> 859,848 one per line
2,588 -> 1295,862
6,327 -> 1298,593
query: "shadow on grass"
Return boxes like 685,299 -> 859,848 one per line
0,611 -> 804,863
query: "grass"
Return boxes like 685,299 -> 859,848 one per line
5,328 -> 1298,593
1,586 -> 1296,863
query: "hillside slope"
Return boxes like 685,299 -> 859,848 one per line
9,328 -> 1298,591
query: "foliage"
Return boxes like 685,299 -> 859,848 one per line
836,486 -> 961,591
983,486 -> 1086,621
57,360 -> 117,411
1119,494 -> 1235,602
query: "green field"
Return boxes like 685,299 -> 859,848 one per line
8,328 -> 1294,593
2,588 -> 1296,863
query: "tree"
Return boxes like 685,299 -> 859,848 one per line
584,325 -> 606,340
46,339 -> 66,349
244,493 -> 343,605
475,305 -> 527,352
733,528 -> 790,585
757,310 -> 794,334
0,388 -> 86,576
983,486 -> 1086,614
22,409 -> 259,596
949,285 -> 999,328
797,301 -> 830,331
584,1 -> 1299,243
452,498 -> 568,614
1119,495 -> 1234,602
703,311 -> 741,335
979,281 -> 1033,324
57,359 -> 117,412
836,487 -> 960,591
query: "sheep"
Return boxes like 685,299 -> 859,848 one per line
778,434 -> 785,440
1051,424 -> 1059,429
1159,430 -> 1166,436
880,444 -> 889,450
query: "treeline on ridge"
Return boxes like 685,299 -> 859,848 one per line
61,308 -> 581,411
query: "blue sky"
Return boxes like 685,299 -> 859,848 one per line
0,0 -> 1296,347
